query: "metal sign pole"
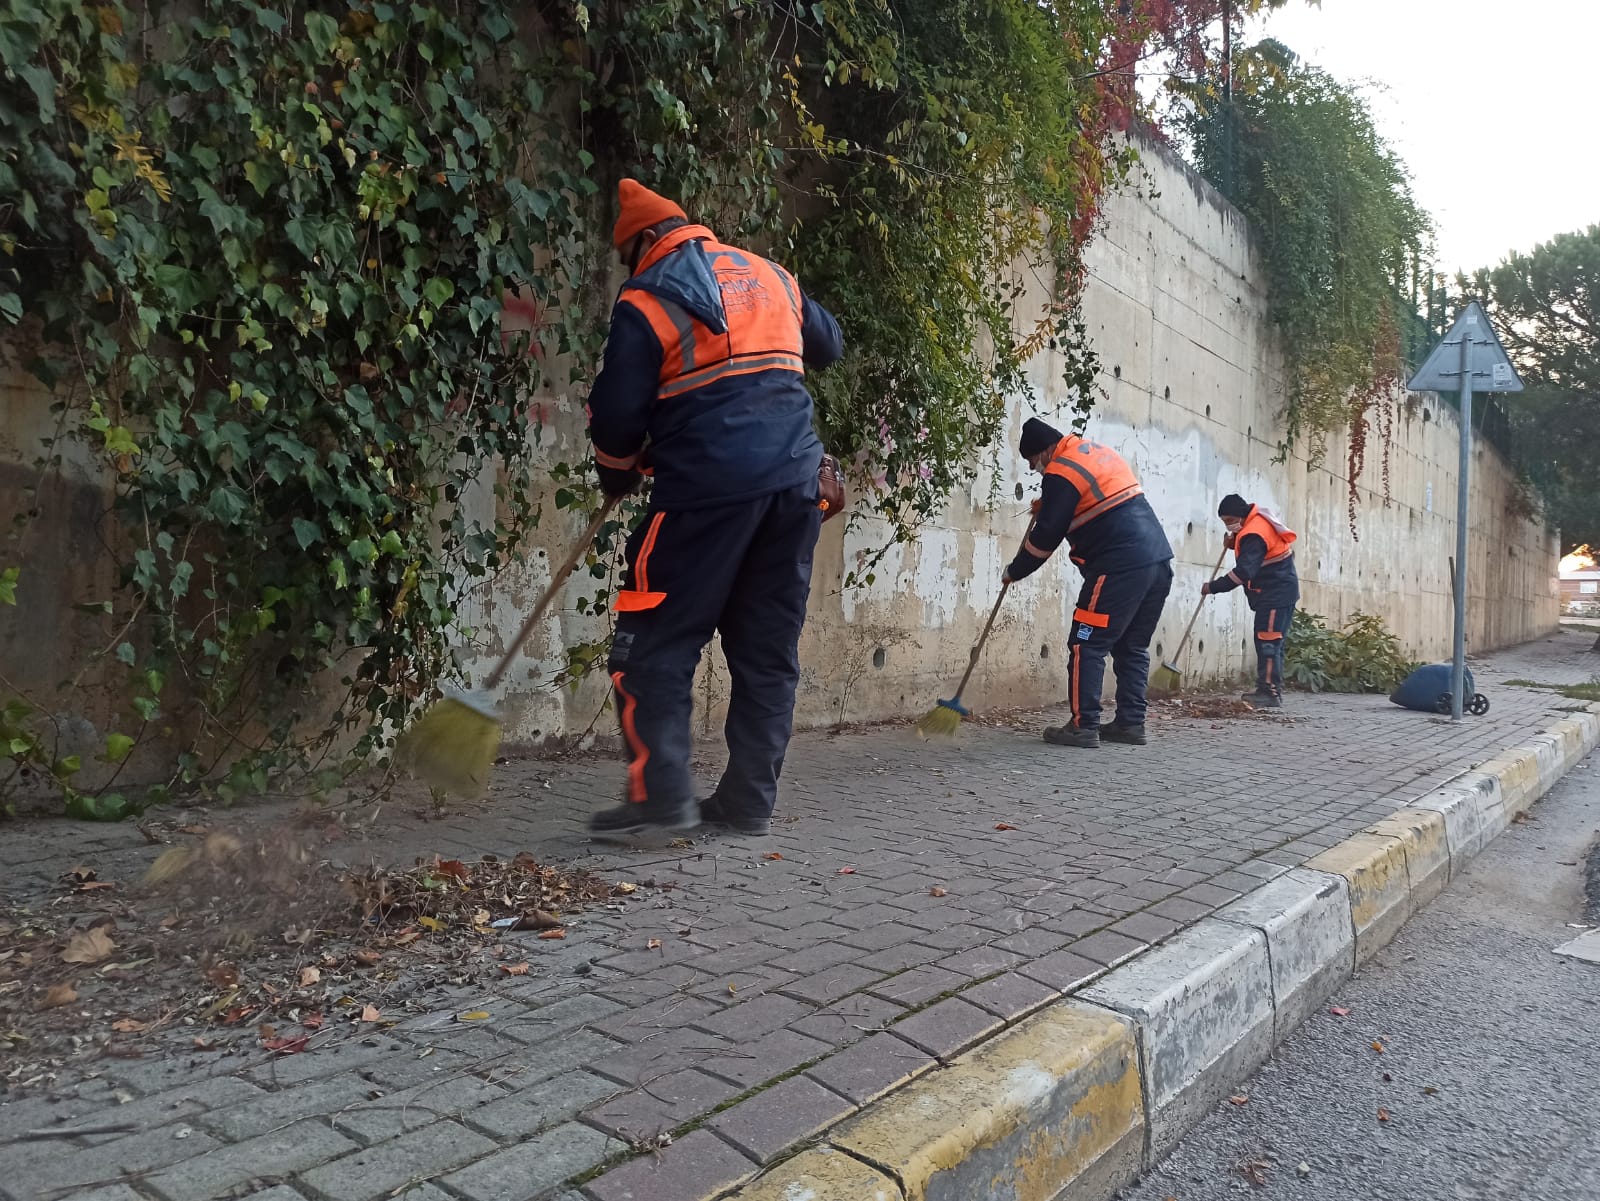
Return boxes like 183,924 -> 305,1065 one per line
1408,300 -> 1523,725
1451,325 -> 1472,722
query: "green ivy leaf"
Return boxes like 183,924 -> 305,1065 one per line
0,566 -> 17,605
103,733 -> 136,763
293,518 -> 322,549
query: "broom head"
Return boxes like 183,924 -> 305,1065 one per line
915,696 -> 968,739
396,689 -> 502,797
1149,660 -> 1182,696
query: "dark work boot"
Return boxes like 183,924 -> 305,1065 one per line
588,798 -> 700,839
1242,690 -> 1282,709
1043,723 -> 1100,749
1099,720 -> 1148,745
698,793 -> 771,836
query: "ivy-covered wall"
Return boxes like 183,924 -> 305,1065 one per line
0,3 -> 1557,804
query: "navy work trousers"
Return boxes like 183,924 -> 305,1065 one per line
607,482 -> 821,822
1067,560 -> 1174,728
1252,604 -> 1294,696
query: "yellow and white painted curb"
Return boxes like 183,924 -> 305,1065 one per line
705,708 -> 1600,1201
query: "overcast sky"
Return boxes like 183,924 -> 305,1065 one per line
1249,0 -> 1599,276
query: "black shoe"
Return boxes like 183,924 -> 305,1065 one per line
698,795 -> 771,836
588,800 -> 700,838
1242,691 -> 1282,709
1099,721 -> 1147,745
1043,723 -> 1100,748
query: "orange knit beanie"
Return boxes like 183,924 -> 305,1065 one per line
613,179 -> 688,248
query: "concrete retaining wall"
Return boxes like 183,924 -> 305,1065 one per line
0,137 -> 1558,755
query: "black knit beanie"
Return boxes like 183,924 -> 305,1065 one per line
1218,493 -> 1251,518
1019,417 -> 1063,459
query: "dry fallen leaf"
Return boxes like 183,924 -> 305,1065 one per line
62,928 -> 116,966
1377,1107 -> 1391,1122
762,852 -> 784,861
418,916 -> 447,932
433,858 -> 472,881
1228,1094 -> 1249,1106
41,983 -> 78,1009
298,967 -> 321,988
837,866 -> 857,875
192,1036 -> 219,1051
646,938 -> 662,951
261,1034 -> 309,1054
1329,1006 -> 1351,1017
520,909 -> 563,931
538,929 -> 566,940
612,881 -> 638,895
110,1018 -> 147,1033
929,886 -> 949,897
206,961 -> 240,988
498,962 -> 530,976
354,950 -> 382,967
1371,1040 -> 1385,1054
994,823 -> 1017,831
726,983 -> 737,995
359,1005 -> 380,1022
458,1010 -> 491,1021
1241,1158 -> 1270,1187
1423,1086 -> 1439,1096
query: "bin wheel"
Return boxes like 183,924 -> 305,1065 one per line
1469,693 -> 1490,716
1434,693 -> 1453,715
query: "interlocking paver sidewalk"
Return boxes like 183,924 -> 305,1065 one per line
2,630 -> 1595,1201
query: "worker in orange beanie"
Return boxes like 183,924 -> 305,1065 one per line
585,179 -> 845,839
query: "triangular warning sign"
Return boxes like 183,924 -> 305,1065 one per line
1407,301 -> 1524,393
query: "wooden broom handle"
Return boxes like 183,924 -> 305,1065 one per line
951,511 -> 1039,698
1171,542 -> 1230,663
953,582 -> 1010,698
485,497 -> 620,689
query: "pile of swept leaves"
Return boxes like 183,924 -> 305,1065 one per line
0,826 -> 640,1092
1150,695 -> 1299,722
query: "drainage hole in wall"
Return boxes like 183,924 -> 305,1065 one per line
1205,404 -> 1211,418
1423,408 -> 1431,422
872,647 -> 887,670
1186,521 -> 1194,536
1247,425 -> 1253,439
1015,482 -> 1024,500
1040,643 -> 1050,660
1164,386 -> 1171,399
1113,364 -> 1122,379
1197,640 -> 1205,654
1155,642 -> 1164,659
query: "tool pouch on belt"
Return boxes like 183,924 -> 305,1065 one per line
818,453 -> 846,522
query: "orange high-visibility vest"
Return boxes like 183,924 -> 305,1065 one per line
1237,506 -> 1296,565
1042,435 -> 1144,531
616,226 -> 805,403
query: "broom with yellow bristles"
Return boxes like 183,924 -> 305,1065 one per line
915,580 -> 1012,739
1149,542 -> 1229,695
395,497 -> 619,796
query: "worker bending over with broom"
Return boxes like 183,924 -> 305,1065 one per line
1005,418 -> 1173,748
1200,493 -> 1299,708
584,180 -> 844,838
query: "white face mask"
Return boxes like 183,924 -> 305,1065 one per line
1223,517 -> 1243,533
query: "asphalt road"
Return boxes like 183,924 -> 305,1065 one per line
1120,755 -> 1600,1201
